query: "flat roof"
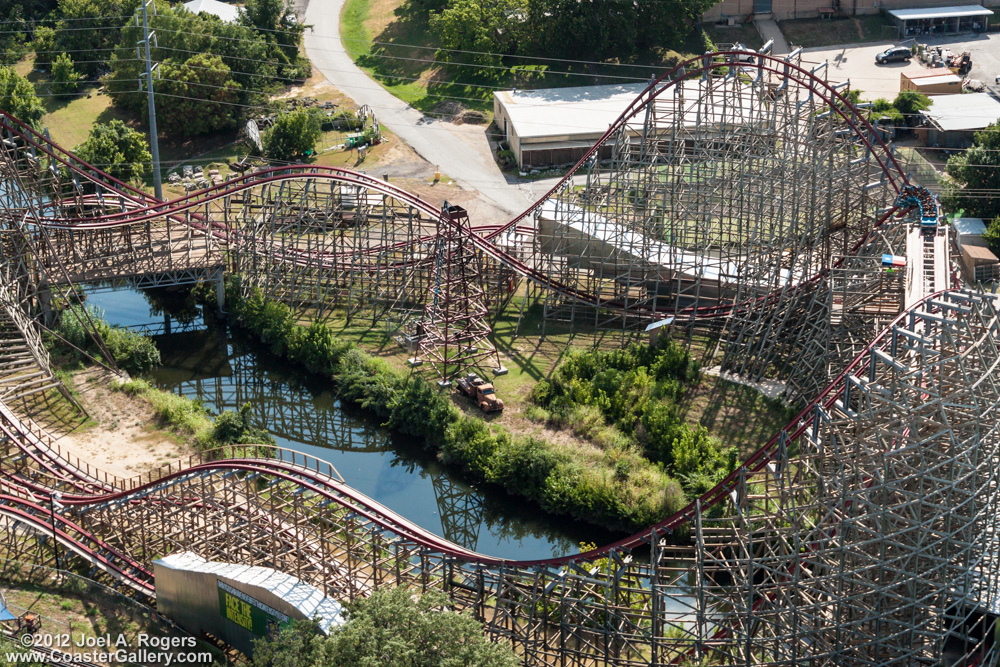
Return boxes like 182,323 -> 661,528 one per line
953,217 -> 986,236
963,244 -> 998,261
495,80 -> 762,142
924,93 -> 1000,132
536,200 -> 806,288
905,72 -> 963,85
888,5 -> 993,20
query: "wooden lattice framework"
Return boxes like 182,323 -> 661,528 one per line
2,49 -> 998,666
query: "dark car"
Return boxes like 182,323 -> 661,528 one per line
875,46 -> 912,64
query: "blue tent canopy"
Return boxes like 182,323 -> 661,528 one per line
0,593 -> 18,622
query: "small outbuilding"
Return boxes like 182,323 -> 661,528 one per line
888,5 -> 993,38
952,217 -> 988,250
494,80 -> 764,170
182,0 -> 240,22
919,92 -> 1000,148
153,552 -> 345,657
900,71 -> 963,95
493,83 -> 648,170
960,244 -> 1000,282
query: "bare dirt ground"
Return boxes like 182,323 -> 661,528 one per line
42,372 -> 193,480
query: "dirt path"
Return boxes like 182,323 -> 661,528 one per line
45,372 -> 194,480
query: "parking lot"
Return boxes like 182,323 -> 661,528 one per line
798,33 -> 1000,99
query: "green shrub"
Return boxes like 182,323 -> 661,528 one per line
441,419 -> 499,480
486,436 -> 562,498
213,402 -> 275,445
56,305 -> 161,374
387,377 -> 460,439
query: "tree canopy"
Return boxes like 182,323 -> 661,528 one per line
427,0 -> 715,74
240,0 -> 309,73
0,65 -> 45,128
51,52 -> 80,97
74,120 -> 152,183
106,2 -> 277,136
943,121 -> 1000,220
263,109 -> 322,162
50,0 -> 142,77
155,54 -> 241,136
252,588 -> 519,667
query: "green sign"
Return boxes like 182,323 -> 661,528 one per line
217,581 -> 289,638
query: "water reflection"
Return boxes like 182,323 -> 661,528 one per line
85,286 -> 614,560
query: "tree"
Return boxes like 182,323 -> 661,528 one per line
430,0 -> 515,69
51,52 -> 80,97
982,216 -> 1000,257
240,0 -> 307,67
943,122 -> 1000,220
106,2 -> 275,130
74,120 -> 151,183
31,26 -> 56,71
892,90 -> 931,124
252,588 -> 519,667
264,109 -> 322,162
868,98 -> 903,126
51,0 -> 141,77
155,54 -> 241,136
0,65 -> 45,128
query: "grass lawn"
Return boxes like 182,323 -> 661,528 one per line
780,15 -> 896,48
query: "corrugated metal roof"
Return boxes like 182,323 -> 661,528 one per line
888,5 -> 993,20
155,552 -> 344,633
495,80 -> 764,142
906,73 -> 963,85
953,217 -> 986,237
923,93 -> 1000,132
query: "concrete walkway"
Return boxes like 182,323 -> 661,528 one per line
302,1 -> 532,216
753,17 -> 792,55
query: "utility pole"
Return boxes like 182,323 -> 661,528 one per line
136,0 -> 162,200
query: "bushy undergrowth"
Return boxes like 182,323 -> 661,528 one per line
115,380 -> 274,457
226,283 -> 686,532
115,378 -> 214,447
54,304 -> 161,375
531,341 -> 737,498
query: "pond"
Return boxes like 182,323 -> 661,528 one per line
85,285 -> 618,561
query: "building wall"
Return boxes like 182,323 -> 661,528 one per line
154,558 -> 323,658
704,0 -> 999,22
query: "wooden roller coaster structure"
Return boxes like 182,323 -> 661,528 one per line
0,49 -> 997,666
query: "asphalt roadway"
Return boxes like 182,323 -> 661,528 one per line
800,33 -> 1000,100
302,0 -> 539,217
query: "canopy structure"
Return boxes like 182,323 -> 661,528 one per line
0,592 -> 17,622
888,5 -> 992,37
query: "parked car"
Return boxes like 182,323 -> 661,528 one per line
875,46 -> 912,64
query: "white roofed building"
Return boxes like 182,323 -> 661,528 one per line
493,80 -> 763,169
920,92 -> 1000,147
182,0 -> 240,22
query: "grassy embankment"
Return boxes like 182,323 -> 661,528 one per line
339,0 -> 714,117
224,280 -> 794,533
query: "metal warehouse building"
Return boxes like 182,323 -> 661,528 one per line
493,80 -> 762,170
493,83 -> 648,170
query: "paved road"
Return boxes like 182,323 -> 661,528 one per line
801,33 -> 1000,100
303,0 -> 536,216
